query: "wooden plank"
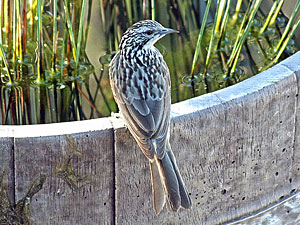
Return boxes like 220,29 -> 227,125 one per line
114,63 -> 299,224
279,52 -> 300,193
0,137 -> 15,223
14,119 -> 114,225
201,66 -> 298,224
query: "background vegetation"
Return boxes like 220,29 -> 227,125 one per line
0,0 -> 299,124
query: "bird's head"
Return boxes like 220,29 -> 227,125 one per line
119,20 -> 179,50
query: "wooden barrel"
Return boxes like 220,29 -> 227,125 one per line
1,52 -> 300,224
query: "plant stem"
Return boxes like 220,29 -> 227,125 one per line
215,0 -> 226,34
13,0 -> 17,63
75,0 -> 87,68
229,0 -> 263,75
266,15 -> 300,69
0,43 -> 13,84
259,0 -> 278,34
219,0 -> 231,39
30,0 -> 34,41
227,0 -> 254,69
52,0 -> 57,72
190,0 -> 211,75
205,0 -> 223,71
269,0 -> 285,26
233,0 -> 243,22
63,0 -> 77,63
17,0 -> 23,62
143,0 -> 147,20
60,27 -> 67,81
4,0 -> 10,48
151,0 -> 155,20
22,0 -> 27,56
275,0 -> 300,51
37,0 -> 44,82
124,0 -> 132,24
0,0 -> 3,45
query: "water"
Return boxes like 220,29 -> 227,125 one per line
0,0 -> 299,124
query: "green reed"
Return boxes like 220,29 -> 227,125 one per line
266,1 -> 300,69
63,0 -> 77,63
233,0 -> 243,22
228,0 -> 263,76
0,0 -> 94,124
259,0 -> 279,34
189,0 -> 299,92
190,0 -> 212,76
52,0 -> 58,72
0,44 -> 13,85
205,0 -> 225,75
0,0 -> 299,125
275,0 -> 300,52
75,0 -> 87,68
151,0 -> 155,20
0,0 -> 88,78
37,0 -> 44,82
0,1 -> 2,46
269,0 -> 285,26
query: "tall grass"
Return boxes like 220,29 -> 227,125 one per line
190,0 -> 212,75
188,0 -> 300,93
0,0 -> 299,125
0,44 -> 13,85
0,0 -> 93,124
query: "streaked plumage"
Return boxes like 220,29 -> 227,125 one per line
109,20 -> 192,214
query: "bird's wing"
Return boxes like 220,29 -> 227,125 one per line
109,51 -> 170,160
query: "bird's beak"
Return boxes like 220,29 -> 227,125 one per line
159,28 -> 179,35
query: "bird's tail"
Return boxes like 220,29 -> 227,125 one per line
150,143 -> 192,214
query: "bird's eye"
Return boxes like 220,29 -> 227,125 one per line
145,31 -> 153,35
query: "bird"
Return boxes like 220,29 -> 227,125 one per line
109,20 -> 192,214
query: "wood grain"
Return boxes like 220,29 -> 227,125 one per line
0,137 -> 15,219
14,119 -> 114,225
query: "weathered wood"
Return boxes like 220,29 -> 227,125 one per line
0,138 -> 13,172
13,118 -> 114,225
280,52 -> 300,197
189,64 -> 298,225
0,137 -> 15,222
114,53 -> 300,224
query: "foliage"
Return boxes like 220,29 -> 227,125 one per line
0,0 -> 299,124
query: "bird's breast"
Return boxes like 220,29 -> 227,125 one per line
117,49 -> 167,102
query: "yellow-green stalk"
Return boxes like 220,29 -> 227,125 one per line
0,43 -> 13,85
75,0 -> 87,68
269,0 -> 285,26
63,0 -> 77,63
275,1 -> 300,52
232,0 -> 243,22
229,0 -> 263,75
151,0 -> 155,21
259,0 -> 278,34
190,0 -> 212,75
52,0 -> 57,72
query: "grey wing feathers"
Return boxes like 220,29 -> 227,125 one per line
109,51 -> 171,160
